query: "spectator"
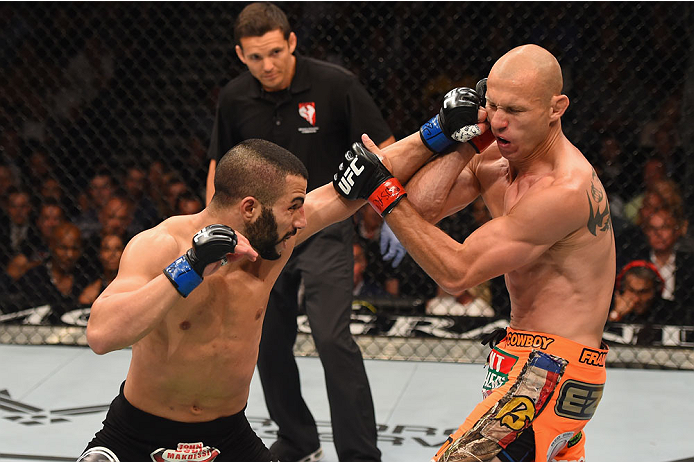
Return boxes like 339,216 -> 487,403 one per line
78,234 -> 124,305
38,176 -> 79,220
593,133 -> 632,218
353,206 -> 400,297
82,195 -> 134,276
638,206 -> 694,324
0,188 -> 33,270
147,159 -> 169,219
608,260 -> 668,345
13,222 -> 88,324
163,174 -> 188,218
123,162 -> 160,231
353,240 -> 389,299
175,190 -> 204,216
6,198 -> 65,281
609,260 -> 666,324
75,168 -> 116,239
616,178 -> 683,270
22,142 -> 52,187
0,163 -> 18,212
623,158 -> 668,225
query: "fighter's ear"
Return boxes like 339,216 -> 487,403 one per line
240,196 -> 260,221
550,94 -> 569,121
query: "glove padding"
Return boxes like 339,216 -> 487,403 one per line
333,142 -> 406,216
380,221 -> 407,267
420,79 -> 494,154
164,224 -> 238,297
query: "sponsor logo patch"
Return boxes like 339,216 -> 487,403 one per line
567,431 -> 583,448
495,396 -> 536,431
150,442 -> 220,462
482,347 -> 518,398
546,432 -> 575,461
578,348 -> 606,367
554,380 -> 604,420
506,332 -> 555,350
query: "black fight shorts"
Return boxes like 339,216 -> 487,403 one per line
77,383 -> 273,462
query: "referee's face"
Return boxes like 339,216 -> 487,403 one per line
236,29 -> 297,92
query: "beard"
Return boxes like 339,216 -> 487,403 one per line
244,205 -> 294,261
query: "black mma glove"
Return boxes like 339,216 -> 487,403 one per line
419,79 -> 495,154
333,142 -> 406,216
163,224 -> 238,297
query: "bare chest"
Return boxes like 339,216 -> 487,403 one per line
162,267 -> 274,348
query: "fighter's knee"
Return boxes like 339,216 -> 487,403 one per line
76,447 -> 121,462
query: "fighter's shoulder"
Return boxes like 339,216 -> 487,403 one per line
471,145 -> 509,178
124,217 -> 187,260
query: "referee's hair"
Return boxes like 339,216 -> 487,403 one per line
234,2 -> 291,45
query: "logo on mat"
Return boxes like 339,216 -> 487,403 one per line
298,102 -> 316,125
150,442 -> 220,462
0,389 -> 109,425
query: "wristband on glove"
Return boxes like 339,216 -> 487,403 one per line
420,114 -> 454,153
162,224 -> 238,297
164,254 -> 203,297
368,178 -> 407,216
468,130 -> 496,153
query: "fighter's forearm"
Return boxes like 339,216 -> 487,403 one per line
384,199 -> 481,295
380,133 -> 436,184
87,276 -> 181,354
405,145 -> 477,223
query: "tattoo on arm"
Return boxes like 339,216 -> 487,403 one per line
586,171 -> 612,236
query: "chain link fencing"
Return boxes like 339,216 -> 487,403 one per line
1,2 -> 693,369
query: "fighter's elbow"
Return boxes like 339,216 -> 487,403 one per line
86,329 -> 110,355
86,314 -> 115,355
437,271 -> 472,297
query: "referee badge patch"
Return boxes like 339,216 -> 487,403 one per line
298,102 -> 316,126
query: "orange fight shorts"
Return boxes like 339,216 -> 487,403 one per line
432,328 -> 608,462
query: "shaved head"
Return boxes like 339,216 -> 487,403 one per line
490,44 -> 563,104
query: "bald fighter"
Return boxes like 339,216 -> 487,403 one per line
77,120 -> 490,461
333,44 -> 614,462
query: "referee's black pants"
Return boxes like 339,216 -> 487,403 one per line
257,220 -> 380,462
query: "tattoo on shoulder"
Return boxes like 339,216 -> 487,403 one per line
586,171 -> 612,236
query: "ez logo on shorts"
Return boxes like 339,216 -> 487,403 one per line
554,380 -> 604,420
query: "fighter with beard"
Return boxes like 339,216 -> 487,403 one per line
80,133 -> 473,462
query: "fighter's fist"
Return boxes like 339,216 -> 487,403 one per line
164,224 -> 239,297
333,142 -> 406,216
187,224 -> 238,275
419,79 -> 494,154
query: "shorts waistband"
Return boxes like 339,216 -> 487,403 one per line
111,382 -> 246,439
501,328 -> 609,367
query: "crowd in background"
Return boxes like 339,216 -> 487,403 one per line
1,2 -> 693,338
